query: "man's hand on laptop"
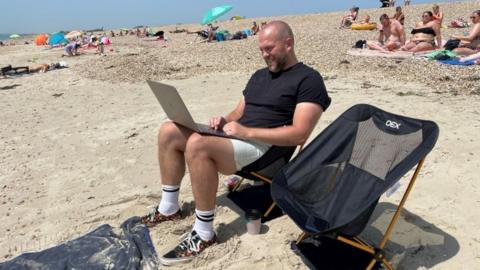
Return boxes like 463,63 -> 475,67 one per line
209,116 -> 227,130
223,121 -> 248,139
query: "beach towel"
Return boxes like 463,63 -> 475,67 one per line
347,49 -> 431,59
438,59 -> 476,66
426,50 -> 456,60
0,217 -> 158,270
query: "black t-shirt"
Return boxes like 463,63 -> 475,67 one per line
238,62 -> 331,128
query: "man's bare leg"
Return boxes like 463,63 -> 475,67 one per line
158,121 -> 194,186
142,121 -> 194,226
147,122 -> 194,220
184,133 -> 237,241
185,133 -> 237,210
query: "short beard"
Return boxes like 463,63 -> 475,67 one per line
266,54 -> 288,73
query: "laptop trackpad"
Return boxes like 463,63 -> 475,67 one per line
196,123 -> 239,139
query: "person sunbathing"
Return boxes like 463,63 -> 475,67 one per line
28,62 -> 68,73
367,14 -> 406,52
452,10 -> 480,56
401,11 -> 441,52
340,6 -> 359,28
432,4 -> 444,27
187,24 -> 218,41
360,15 -> 371,24
392,6 -> 405,25
251,21 -> 259,35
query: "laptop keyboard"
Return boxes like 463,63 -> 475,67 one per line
196,123 -> 236,138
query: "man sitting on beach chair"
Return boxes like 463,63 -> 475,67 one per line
367,14 -> 406,52
142,20 -> 331,265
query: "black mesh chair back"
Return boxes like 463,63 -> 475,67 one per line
271,104 -> 439,270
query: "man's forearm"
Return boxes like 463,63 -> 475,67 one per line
225,110 -> 242,122
245,125 -> 310,146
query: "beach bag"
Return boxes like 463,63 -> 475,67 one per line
444,39 -> 461,51
232,31 -> 246,40
215,32 -> 225,41
354,40 -> 367,49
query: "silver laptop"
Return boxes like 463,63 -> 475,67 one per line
147,80 -> 238,139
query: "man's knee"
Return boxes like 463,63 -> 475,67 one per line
185,134 -> 210,161
158,121 -> 184,147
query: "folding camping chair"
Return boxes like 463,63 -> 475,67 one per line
229,145 -> 297,218
271,104 -> 439,270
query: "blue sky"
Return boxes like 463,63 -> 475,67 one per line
0,0 -> 453,34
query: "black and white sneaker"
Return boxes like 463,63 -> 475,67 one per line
159,230 -> 217,266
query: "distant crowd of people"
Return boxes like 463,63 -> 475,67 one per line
186,21 -> 267,43
365,6 -> 479,55
109,27 -> 151,38
340,4 -> 479,56
3,2 -> 478,62
380,0 -> 411,8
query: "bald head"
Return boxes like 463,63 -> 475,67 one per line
260,20 -> 294,42
258,21 -> 298,72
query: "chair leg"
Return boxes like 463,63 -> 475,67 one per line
230,177 -> 245,192
337,236 -> 375,255
381,259 -> 394,270
354,236 -> 372,248
250,172 -> 272,184
365,158 -> 426,270
365,256 -> 394,270
296,232 -> 308,245
366,259 -> 377,270
263,202 -> 276,217
378,159 -> 425,250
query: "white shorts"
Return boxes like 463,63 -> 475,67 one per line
230,139 -> 271,170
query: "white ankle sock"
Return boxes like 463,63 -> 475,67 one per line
193,209 -> 215,241
158,185 -> 180,215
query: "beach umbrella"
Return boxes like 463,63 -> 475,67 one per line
48,32 -> 67,45
201,5 -> 233,25
34,33 -> 48,45
120,28 -> 129,31
9,34 -> 21,39
65,30 -> 83,39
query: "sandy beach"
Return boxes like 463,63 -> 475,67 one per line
1,1 -> 480,269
